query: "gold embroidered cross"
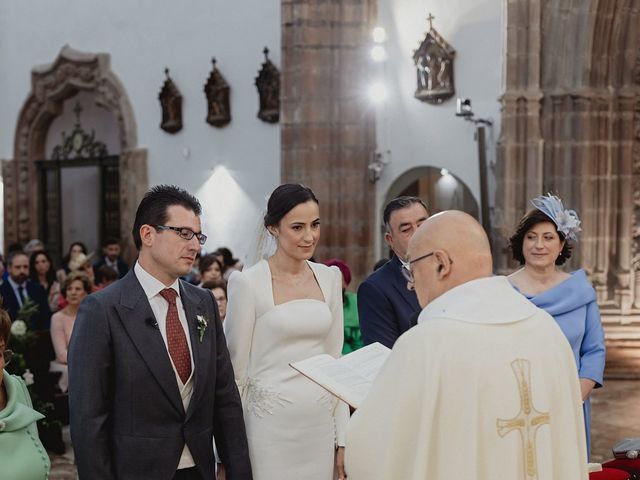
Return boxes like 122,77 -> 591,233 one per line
496,359 -> 550,480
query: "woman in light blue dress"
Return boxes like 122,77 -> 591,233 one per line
508,194 -> 605,458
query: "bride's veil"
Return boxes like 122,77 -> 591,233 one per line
244,209 -> 277,268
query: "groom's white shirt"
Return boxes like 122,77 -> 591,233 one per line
135,261 -> 195,469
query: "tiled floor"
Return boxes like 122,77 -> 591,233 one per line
48,380 -> 640,477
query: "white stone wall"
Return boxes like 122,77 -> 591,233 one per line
373,0 -> 503,250
0,0 -> 280,260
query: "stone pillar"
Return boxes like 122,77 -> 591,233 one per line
120,148 -> 149,264
281,0 -> 377,282
493,0 -> 543,273
497,0 -> 640,376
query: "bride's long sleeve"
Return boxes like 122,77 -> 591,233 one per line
326,265 -> 350,447
224,270 -> 256,400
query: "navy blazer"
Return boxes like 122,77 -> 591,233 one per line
68,270 -> 252,480
0,280 -> 52,330
357,256 -> 421,348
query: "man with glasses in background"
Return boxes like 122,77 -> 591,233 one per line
69,185 -> 252,480
357,196 -> 428,348
345,211 -> 587,480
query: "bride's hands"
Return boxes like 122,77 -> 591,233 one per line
336,446 -> 346,479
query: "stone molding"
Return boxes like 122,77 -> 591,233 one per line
5,45 -> 146,261
281,0 -> 377,282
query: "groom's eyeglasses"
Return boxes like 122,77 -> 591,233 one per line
154,225 -> 208,245
0,349 -> 14,366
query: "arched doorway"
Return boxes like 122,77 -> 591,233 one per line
37,92 -> 121,261
381,166 -> 479,257
3,45 -> 148,262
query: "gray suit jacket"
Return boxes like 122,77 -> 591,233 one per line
68,270 -> 252,480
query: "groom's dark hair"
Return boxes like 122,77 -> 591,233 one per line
132,185 -> 202,250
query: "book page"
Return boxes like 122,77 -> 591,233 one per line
290,342 -> 390,408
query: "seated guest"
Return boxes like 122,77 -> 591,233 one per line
357,196 -> 428,348
95,265 -> 118,289
93,237 -> 129,285
0,308 -> 51,479
24,239 -> 44,258
29,250 -> 61,313
199,254 -> 224,285
345,211 -> 587,480
214,247 -> 242,280
56,241 -> 87,286
0,251 -> 52,330
68,252 -> 96,288
202,280 -> 227,322
50,272 -> 92,364
324,259 -> 362,353
58,253 -> 98,310
508,194 -> 605,458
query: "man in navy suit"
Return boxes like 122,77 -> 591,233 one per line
93,236 -> 129,284
357,197 -> 428,348
69,185 -> 252,480
0,251 -> 52,329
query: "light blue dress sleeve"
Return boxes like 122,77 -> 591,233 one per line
578,300 -> 605,387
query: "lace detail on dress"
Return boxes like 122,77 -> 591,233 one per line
246,377 -> 292,418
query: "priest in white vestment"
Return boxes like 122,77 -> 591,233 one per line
345,211 -> 588,480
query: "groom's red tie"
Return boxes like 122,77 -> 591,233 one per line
160,288 -> 192,384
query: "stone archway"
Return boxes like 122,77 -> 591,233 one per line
382,166 -> 479,257
494,0 -> 640,376
3,45 -> 147,262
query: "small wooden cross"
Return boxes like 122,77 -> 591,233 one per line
427,13 -> 435,30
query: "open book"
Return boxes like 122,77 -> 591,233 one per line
290,342 -> 391,409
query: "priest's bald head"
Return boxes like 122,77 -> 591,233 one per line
407,211 -> 492,308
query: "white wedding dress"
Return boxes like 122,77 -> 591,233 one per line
225,259 -> 349,480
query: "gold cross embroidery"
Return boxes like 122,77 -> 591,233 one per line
496,359 -> 550,480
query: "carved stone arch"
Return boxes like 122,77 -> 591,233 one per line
4,45 -> 147,261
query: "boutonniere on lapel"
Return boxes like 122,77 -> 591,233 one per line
196,314 -> 209,342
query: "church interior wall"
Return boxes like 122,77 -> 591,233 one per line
0,0 -> 280,259
374,0 -> 503,248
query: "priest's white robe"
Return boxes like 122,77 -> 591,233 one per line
345,276 -> 587,480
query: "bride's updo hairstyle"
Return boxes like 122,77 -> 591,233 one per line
264,184 -> 319,228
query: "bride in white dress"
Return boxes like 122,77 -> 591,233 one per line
224,184 -> 348,480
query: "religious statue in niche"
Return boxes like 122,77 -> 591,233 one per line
412,14 -> 456,104
159,67 -> 183,133
255,47 -> 280,123
204,58 -> 231,127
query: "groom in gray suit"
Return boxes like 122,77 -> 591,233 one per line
69,185 -> 252,480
